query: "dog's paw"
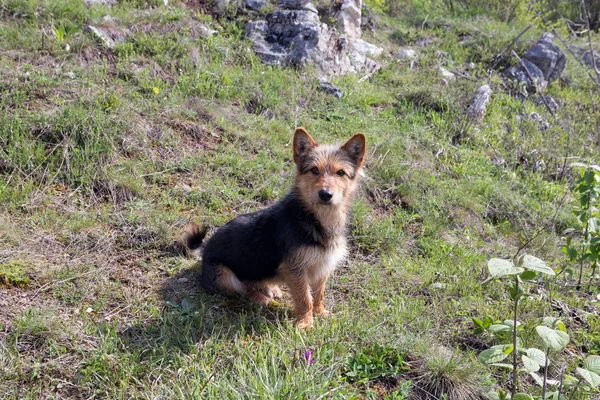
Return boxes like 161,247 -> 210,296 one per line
314,307 -> 330,317
296,316 -> 314,329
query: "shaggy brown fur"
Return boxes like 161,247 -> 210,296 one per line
182,128 -> 366,328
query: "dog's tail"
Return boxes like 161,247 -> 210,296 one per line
181,223 -> 207,257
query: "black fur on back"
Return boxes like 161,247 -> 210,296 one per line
200,191 -> 339,285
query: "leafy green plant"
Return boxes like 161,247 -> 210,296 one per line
343,343 -> 407,385
562,163 -> 600,289
479,255 -> 600,399
478,255 -> 561,398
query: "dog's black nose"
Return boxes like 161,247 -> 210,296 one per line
318,190 -> 333,202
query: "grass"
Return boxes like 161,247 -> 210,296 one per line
1,0 -> 600,398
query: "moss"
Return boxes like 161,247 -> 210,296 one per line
0,260 -> 31,288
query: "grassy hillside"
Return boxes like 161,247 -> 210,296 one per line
1,0 -> 600,398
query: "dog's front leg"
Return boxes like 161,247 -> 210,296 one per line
311,274 -> 330,317
282,269 -> 313,329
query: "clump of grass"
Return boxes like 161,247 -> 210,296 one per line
8,309 -> 69,352
0,260 -> 31,288
409,346 -> 487,400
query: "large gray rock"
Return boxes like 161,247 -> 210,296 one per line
523,33 -> 566,84
332,0 -> 362,40
245,0 -> 381,76
504,33 -> 566,94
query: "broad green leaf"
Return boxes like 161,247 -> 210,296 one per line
583,355 -> 600,374
513,393 -> 534,400
542,317 -> 565,331
480,346 -> 510,363
522,355 -> 540,372
521,255 -> 555,275
576,367 -> 600,388
529,371 -> 544,387
472,318 -> 484,329
488,258 -> 523,277
489,324 -> 512,333
563,374 -> 579,386
487,392 -> 501,400
536,326 -> 569,351
520,270 -> 537,280
503,319 -> 521,328
526,348 -> 547,366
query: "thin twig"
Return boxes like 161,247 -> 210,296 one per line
491,24 -> 533,70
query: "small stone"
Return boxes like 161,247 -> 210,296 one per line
466,84 -> 492,123
415,37 -> 435,47
535,95 -> 559,113
87,25 -> 115,48
86,307 -> 94,313
84,0 -> 116,6
246,0 -> 266,11
438,67 -> 455,80
529,112 -> 550,130
319,80 -> 343,98
397,48 -> 417,60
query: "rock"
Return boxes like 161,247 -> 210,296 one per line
86,25 -> 117,48
569,45 -> 600,69
535,95 -> 559,113
397,48 -> 417,60
84,0 -> 116,5
529,112 -> 550,130
466,84 -> 492,123
332,0 -> 362,40
245,0 -> 381,76
319,80 -> 343,98
350,38 -> 382,57
186,19 -> 218,39
438,67 -> 455,80
361,3 -> 374,31
246,0 -> 266,11
504,33 -> 565,95
522,33 -> 566,84
504,57 -> 547,93
415,37 -> 435,47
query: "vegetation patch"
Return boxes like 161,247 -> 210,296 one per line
0,260 -> 31,288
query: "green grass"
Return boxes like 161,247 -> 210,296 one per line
1,0 -> 600,398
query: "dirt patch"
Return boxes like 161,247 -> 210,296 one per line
366,186 -> 413,214
165,118 -> 222,152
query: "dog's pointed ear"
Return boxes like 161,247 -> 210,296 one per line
341,133 -> 366,168
293,128 -> 318,164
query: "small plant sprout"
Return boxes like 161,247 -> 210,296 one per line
478,255 -> 560,399
562,163 -> 600,290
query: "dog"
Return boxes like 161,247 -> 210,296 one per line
182,128 -> 366,328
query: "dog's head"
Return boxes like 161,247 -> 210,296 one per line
292,127 -> 366,209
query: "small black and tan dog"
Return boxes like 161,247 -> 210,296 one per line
183,128 -> 366,328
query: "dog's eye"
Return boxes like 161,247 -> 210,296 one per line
336,170 -> 346,177
310,167 -> 319,175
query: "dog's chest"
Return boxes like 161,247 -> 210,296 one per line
306,238 -> 348,281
